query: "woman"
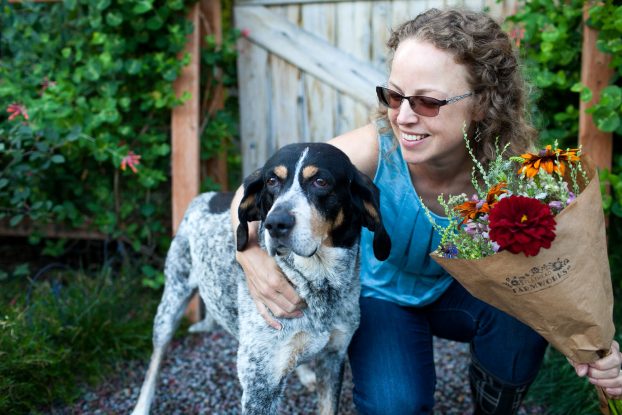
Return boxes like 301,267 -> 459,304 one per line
231,8 -> 622,414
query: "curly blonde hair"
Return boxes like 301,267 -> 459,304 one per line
382,8 -> 537,164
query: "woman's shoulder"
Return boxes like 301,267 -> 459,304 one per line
328,123 -> 379,178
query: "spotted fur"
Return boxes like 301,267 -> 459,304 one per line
132,143 -> 391,415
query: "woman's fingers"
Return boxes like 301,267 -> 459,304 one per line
253,299 -> 283,330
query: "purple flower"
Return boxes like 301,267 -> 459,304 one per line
441,243 -> 459,258
548,200 -> 564,213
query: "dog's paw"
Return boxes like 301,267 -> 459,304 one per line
188,317 -> 215,333
295,364 -> 317,392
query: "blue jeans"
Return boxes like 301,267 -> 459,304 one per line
347,280 -> 548,415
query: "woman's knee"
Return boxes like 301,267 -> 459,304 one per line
353,385 -> 434,415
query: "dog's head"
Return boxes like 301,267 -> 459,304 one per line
236,143 -> 391,261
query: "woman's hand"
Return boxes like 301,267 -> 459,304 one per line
568,340 -> 622,398
236,244 -> 305,330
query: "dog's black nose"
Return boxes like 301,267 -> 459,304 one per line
265,210 -> 295,238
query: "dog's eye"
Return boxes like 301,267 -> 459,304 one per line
266,177 -> 279,187
313,178 -> 328,188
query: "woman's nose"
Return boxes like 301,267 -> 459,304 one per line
395,99 -> 419,124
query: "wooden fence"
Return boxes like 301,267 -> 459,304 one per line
234,0 -> 519,176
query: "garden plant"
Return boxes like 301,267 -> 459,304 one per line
0,0 -> 620,413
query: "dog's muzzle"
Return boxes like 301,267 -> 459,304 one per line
264,207 -> 318,257
265,209 -> 295,239
265,208 -> 295,256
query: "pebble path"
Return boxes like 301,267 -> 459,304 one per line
51,330 -> 545,414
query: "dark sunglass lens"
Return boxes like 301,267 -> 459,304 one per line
414,96 -> 442,116
376,87 -> 387,106
385,90 -> 404,108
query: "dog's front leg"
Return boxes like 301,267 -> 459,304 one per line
237,344 -> 286,415
314,330 -> 352,415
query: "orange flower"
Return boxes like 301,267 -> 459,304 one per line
518,145 -> 580,178
454,199 -> 481,225
485,182 -> 508,208
454,182 -> 507,225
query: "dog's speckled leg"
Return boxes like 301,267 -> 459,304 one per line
132,236 -> 194,414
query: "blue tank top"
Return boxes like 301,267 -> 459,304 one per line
359,125 -> 453,306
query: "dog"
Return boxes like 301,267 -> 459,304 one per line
131,142 -> 391,415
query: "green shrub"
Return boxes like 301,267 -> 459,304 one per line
0,0 -> 240,258
0,265 -> 159,414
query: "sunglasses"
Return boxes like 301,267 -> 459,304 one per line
376,86 -> 473,117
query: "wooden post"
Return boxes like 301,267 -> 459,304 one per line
201,0 -> 229,191
578,4 -> 614,171
172,3 -> 201,322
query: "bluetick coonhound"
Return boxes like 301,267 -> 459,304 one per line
132,142 -> 391,415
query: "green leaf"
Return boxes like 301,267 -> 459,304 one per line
96,0 -> 111,11
580,87 -> 593,103
132,0 -> 153,15
106,11 -> 123,27
51,155 -> 65,164
12,263 -> 30,277
63,0 -> 77,10
599,86 -> 622,109
126,59 -> 142,75
85,59 -> 102,81
66,126 -> 82,142
146,15 -> 164,30
9,214 -> 24,227
595,111 -> 620,132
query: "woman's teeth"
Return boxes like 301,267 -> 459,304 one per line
402,133 -> 427,142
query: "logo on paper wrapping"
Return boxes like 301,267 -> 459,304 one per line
502,258 -> 572,295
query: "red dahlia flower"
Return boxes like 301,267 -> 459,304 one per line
488,195 -> 556,257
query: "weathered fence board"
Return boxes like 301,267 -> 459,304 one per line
235,6 -> 385,105
234,0 -> 518,176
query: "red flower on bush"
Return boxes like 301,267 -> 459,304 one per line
6,103 -> 29,121
488,195 -> 556,257
121,151 -> 141,173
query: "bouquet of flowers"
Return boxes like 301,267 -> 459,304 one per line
426,138 -> 619,414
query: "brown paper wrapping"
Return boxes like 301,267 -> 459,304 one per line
432,169 -> 614,364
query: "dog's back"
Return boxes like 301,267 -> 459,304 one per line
171,191 -> 241,337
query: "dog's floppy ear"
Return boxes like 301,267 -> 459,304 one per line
236,168 -> 264,252
351,170 -> 391,261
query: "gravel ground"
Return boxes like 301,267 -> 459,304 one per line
51,330 -> 545,414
